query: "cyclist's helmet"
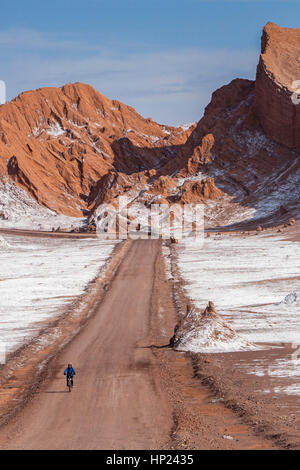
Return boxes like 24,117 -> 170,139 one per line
68,363 -> 72,368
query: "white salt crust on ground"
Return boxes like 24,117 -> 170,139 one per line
176,233 -> 300,347
0,178 -> 85,231
0,234 -> 118,352
173,233 -> 300,395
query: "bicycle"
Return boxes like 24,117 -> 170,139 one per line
67,375 -> 73,392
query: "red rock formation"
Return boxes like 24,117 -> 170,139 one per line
185,134 -> 215,174
1,23 -> 300,229
171,178 -> 223,204
0,83 -> 191,216
254,22 -> 300,151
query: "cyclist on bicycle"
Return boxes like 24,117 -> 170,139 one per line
64,363 -> 76,388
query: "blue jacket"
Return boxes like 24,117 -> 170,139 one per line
64,367 -> 76,377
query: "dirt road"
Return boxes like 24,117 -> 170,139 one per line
0,240 -> 274,450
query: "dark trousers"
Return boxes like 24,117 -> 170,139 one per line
66,375 -> 74,387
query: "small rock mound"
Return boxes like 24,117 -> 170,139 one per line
275,289 -> 300,307
171,302 -> 256,353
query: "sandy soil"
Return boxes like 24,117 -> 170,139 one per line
0,238 -> 275,450
191,347 -> 300,449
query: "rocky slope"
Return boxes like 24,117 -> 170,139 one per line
0,82 -> 192,218
0,22 -> 300,230
254,22 -> 300,151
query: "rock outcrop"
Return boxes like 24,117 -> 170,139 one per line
170,178 -> 223,204
0,83 -> 191,217
1,23 -> 300,229
254,22 -> 300,151
170,301 -> 256,353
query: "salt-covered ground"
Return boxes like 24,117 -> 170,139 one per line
0,179 -> 85,231
0,234 -> 118,354
175,232 -> 300,396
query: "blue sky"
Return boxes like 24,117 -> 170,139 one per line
1,0 -> 300,125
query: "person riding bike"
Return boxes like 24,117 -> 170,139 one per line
64,363 -> 76,388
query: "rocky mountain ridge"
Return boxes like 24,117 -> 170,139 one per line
0,22 -> 299,230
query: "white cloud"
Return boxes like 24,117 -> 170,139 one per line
0,29 -> 258,125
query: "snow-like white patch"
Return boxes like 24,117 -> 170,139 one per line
273,384 -> 300,396
205,198 -> 256,227
233,129 -> 273,158
252,167 -> 300,220
179,122 -> 195,132
32,123 -> 43,137
151,136 -> 160,144
67,119 -> 86,129
162,126 -> 171,135
0,179 -> 85,231
47,122 -> 65,137
247,357 -> 300,379
32,113 -> 45,137
0,235 -> 118,352
176,173 -> 205,188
